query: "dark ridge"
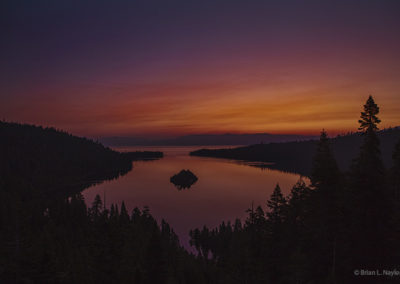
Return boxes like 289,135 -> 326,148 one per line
0,121 -> 161,198
190,127 -> 400,176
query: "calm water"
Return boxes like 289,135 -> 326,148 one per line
83,146 -> 303,248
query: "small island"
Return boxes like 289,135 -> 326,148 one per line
170,169 -> 198,190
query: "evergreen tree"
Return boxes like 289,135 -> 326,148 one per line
358,95 -> 381,132
265,184 -> 288,283
348,95 -> 388,270
90,194 -> 103,218
287,179 -> 311,220
279,180 -> 310,284
311,130 -> 340,188
266,184 -> 287,225
120,201 -> 130,224
351,96 -> 384,197
308,130 -> 343,283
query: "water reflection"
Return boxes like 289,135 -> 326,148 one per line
83,146 -> 305,248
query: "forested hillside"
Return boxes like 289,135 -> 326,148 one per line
191,127 -> 400,176
0,121 -> 136,198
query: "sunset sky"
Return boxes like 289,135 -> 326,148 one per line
1,0 -> 400,138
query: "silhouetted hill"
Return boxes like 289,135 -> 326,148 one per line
0,121 -> 160,198
100,133 -> 317,146
190,127 -> 400,176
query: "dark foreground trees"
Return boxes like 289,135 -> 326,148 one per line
0,193 -> 210,283
190,96 -> 400,284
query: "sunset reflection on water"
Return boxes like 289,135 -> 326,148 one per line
83,146 -> 304,248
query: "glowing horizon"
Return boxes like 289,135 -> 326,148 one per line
2,1 -> 400,138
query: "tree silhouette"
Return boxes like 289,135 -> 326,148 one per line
311,130 -> 340,187
358,95 -> 381,131
266,184 -> 287,225
308,130 -> 343,283
348,96 -> 389,270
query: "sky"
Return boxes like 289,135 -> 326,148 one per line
1,0 -> 400,138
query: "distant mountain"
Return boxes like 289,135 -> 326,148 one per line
190,127 -> 400,176
100,133 -> 318,146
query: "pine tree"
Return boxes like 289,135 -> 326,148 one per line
266,184 -> 287,225
352,96 -> 384,198
265,184 -> 288,283
90,194 -> 103,219
348,95 -> 388,270
268,180 -> 310,284
120,201 -> 130,224
311,130 -> 340,188
308,130 -> 342,284
351,96 -> 384,194
287,179 -> 310,216
358,95 -> 381,132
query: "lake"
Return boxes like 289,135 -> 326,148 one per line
83,146 -> 304,249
